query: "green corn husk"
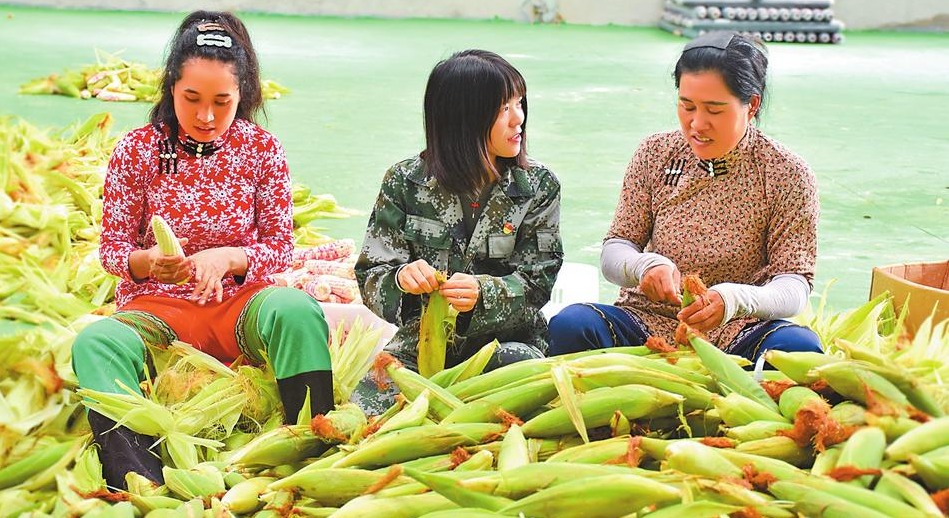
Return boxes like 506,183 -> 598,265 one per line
793,476 -> 928,518
836,426 -> 886,487
268,468 -> 413,506
876,470 -> 945,517
908,453 -> 949,491
811,446 -> 843,477
441,377 -> 558,424
688,334 -> 779,412
161,465 -> 226,501
418,272 -> 458,379
778,385 -> 824,420
372,389 -> 430,437
688,478 -> 794,518
664,440 -> 743,479
382,354 -> 464,421
497,423 -> 531,471
447,358 -> 553,400
429,340 -> 499,388
331,491 -> 456,518
332,423 -> 504,469
545,435 -> 635,464
569,364 -> 715,412
641,501 -> 745,518
498,473 -> 680,518
726,421 -> 795,442
521,385 -> 684,438
735,436 -> 814,468
417,509 -> 504,518
764,350 -> 840,384
885,416 -> 949,461
402,466 -> 513,512
713,392 -> 789,427
769,480 -> 892,518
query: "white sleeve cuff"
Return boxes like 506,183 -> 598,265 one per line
600,238 -> 675,288
710,273 -> 810,323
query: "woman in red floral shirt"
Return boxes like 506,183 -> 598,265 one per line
71,10 -> 333,490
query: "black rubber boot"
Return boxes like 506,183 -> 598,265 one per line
87,411 -> 164,491
277,370 -> 335,424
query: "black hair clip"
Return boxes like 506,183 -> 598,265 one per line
684,31 -> 737,51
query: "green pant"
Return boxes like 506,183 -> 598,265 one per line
72,287 -> 331,395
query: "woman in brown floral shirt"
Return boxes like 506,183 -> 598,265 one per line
549,31 -> 822,361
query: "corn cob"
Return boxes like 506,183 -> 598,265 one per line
885,416 -> 949,461
299,239 -> 356,262
726,421 -> 795,442
268,468 -> 412,506
415,509 -> 505,518
304,259 -> 355,279
763,350 -> 839,384
331,491 -> 456,518
569,364 -> 715,411
481,463 -> 648,499
161,465 -> 226,501
316,274 -> 360,301
150,215 -> 183,256
429,339 -> 498,388
331,423 -> 504,469
379,354 -> 463,421
126,494 -> 183,514
876,470 -> 945,517
811,445 -> 842,476
641,501 -> 745,518
303,279 -> 332,301
570,352 -> 716,390
521,385 -> 684,438
497,423 -> 531,471
402,466 -> 513,512
689,334 -> 780,412
498,473 -> 680,518
811,362 -> 911,411
221,476 -> 273,514
664,440 -> 744,479
0,440 -> 76,489
778,385 -> 824,420
735,436 -> 813,468
829,401 -> 868,427
867,413 -> 921,441
714,392 -> 789,427
545,435 -> 634,464
443,377 -> 558,424
530,435 -> 586,461
835,426 -> 886,487
717,448 -> 809,482
371,390 -> 430,437
769,480 -> 893,518
418,271 -> 456,378
447,358 -> 553,400
794,476 -> 927,518
909,453 -> 949,491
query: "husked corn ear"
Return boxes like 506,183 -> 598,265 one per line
498,473 -> 680,518
150,215 -> 183,256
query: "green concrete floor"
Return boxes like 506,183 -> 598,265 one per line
1,6 -> 946,312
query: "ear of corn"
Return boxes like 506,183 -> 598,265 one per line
713,392 -> 789,427
330,491 -> 456,518
876,470 -> 945,517
778,386 -> 824,420
521,385 -> 683,438
545,435 -> 633,464
810,445 -> 842,476
429,340 -> 499,388
161,465 -> 225,501
498,473 -> 680,518
725,421 -> 795,442
908,453 -> 949,491
383,357 -> 463,421
734,436 -> 813,468
664,440 -> 743,479
418,271 -> 457,379
150,215 -> 183,256
794,476 -> 927,518
641,501 -> 745,518
447,358 -> 554,400
221,476 -> 273,514
441,377 -> 558,424
688,334 -> 779,413
763,350 -> 839,384
769,481 -> 893,518
497,423 -> 530,471
0,440 -> 77,490
402,466 -> 513,512
267,468 -> 412,506
331,424 -> 504,470
371,389 -> 430,437
884,416 -> 949,461
836,426 -> 886,487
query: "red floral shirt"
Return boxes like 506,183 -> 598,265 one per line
100,119 -> 293,308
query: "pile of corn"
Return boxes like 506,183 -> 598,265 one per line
271,239 -> 362,305
19,50 -> 290,102
3,116 -> 948,516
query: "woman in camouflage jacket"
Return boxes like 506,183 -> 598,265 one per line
353,50 -> 563,412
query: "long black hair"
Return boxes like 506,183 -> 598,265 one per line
422,49 -> 529,195
673,32 -> 769,122
149,10 -> 264,132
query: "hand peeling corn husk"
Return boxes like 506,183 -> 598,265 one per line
3,116 -> 949,516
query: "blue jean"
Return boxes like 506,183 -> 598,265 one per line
547,303 -> 822,361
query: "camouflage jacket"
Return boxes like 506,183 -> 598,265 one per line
355,155 -> 564,364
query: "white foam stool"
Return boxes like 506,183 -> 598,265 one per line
542,261 -> 600,321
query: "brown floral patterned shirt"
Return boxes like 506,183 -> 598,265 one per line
607,126 -> 819,347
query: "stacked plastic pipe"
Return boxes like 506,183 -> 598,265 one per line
660,0 -> 844,44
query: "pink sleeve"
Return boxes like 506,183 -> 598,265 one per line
99,133 -> 147,282
242,137 -> 293,282
605,137 -> 656,249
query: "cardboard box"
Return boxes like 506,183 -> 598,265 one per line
869,260 -> 949,335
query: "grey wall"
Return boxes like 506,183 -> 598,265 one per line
3,0 -> 948,30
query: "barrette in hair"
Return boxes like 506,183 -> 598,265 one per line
197,22 -> 226,32
197,34 -> 232,48
684,31 -> 736,51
